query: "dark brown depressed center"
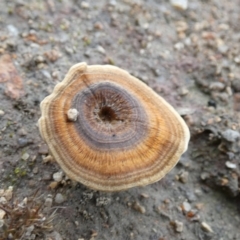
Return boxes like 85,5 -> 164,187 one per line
38,62 -> 190,192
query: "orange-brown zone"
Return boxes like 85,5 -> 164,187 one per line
40,65 -> 188,190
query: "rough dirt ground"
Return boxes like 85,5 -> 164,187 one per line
0,0 -> 240,239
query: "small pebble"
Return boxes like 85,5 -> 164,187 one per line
174,220 -> 184,232
4,186 -> 13,201
200,172 -> 209,180
225,161 -> 237,169
21,152 -> 29,161
28,180 -> 36,188
55,193 -> 65,204
42,172 -> 52,181
53,171 -> 63,182
170,0 -> 188,10
140,193 -> 149,198
218,44 -> 229,54
35,55 -> 45,63
17,128 -> 27,136
32,167 -> 39,174
174,42 -> 184,50
0,197 -> 7,204
7,24 -> 19,36
0,209 -> 6,219
81,1 -> 89,9
132,201 -> 146,214
221,129 -> 240,142
38,144 -> 49,155
178,87 -> 189,96
67,109 -> 79,122
43,155 -> 54,163
209,82 -> 225,91
182,201 -> 191,213
179,171 -> 189,183
226,86 -> 232,96
201,221 -> 214,233
49,181 -> 59,189
234,57 -> 240,64
0,110 -> 4,116
96,45 -> 106,54
18,138 -> 31,147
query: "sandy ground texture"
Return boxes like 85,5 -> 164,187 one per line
0,0 -> 240,239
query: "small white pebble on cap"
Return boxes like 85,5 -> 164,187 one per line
67,108 -> 79,121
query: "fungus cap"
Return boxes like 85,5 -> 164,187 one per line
38,62 -> 190,191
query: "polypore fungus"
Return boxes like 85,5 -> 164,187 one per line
38,62 -> 190,191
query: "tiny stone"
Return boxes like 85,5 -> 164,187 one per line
179,171 -> 189,183
28,180 -> 36,188
17,128 -> 27,136
132,201 -> 146,214
186,191 -> 197,202
174,220 -> 184,232
201,172 -> 209,180
52,70 -> 60,79
65,46 -> 74,55
182,201 -> 191,213
0,197 -> 7,204
94,22 -> 104,30
201,221 -> 214,233
43,155 -> 54,163
218,45 -> 229,54
21,152 -> 30,161
0,209 -> 6,219
234,57 -> 240,64
7,25 -> 19,36
4,186 -> 13,201
67,109 -> 79,121
55,193 -> 65,204
49,181 -> 59,189
0,110 -> 4,116
170,0 -> 188,10
225,161 -> 237,169
32,167 -> 38,174
209,82 -> 225,91
41,70 -> 51,80
176,107 -> 195,116
38,144 -> 49,155
81,1 -> 89,9
140,193 -> 149,198
174,42 -> 184,50
96,45 -> 106,54
53,171 -> 63,182
18,138 -> 31,147
178,87 -> 189,96
226,86 -> 232,96
221,129 -> 240,142
35,55 -> 45,63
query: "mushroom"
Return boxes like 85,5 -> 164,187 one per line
38,62 -> 190,191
